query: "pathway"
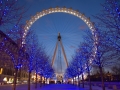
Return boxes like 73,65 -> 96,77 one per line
40,84 -> 81,90
0,83 -> 114,90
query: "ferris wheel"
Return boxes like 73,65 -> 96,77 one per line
30,13 -> 88,74
23,7 -> 97,75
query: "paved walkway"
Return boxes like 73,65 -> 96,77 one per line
40,84 -> 81,90
40,84 -> 113,90
0,83 -> 114,90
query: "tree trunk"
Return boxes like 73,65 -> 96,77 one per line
88,68 -> 92,90
99,66 -> 105,90
81,73 -> 84,88
28,71 -> 31,90
86,63 -> 92,90
43,77 -> 45,86
78,75 -> 80,87
40,76 -> 42,87
35,72 -> 37,88
13,68 -> 18,90
73,78 -> 74,85
46,78 -> 47,84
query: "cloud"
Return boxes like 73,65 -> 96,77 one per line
76,49 -> 80,52
70,45 -> 76,49
43,36 -> 48,39
79,25 -> 87,30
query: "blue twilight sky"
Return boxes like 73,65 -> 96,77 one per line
18,0 -> 105,74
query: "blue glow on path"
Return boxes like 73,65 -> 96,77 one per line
0,83 -> 113,90
40,84 -> 81,90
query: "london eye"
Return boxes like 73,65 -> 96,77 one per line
23,7 -> 97,80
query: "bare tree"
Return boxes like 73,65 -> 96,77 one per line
0,0 -> 26,30
80,42 -> 93,90
25,31 -> 39,90
83,27 -> 118,90
92,1 -> 120,89
93,0 -> 120,52
111,65 -> 120,75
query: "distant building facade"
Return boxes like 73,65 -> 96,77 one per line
0,30 -> 28,84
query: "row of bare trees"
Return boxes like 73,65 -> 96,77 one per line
65,0 -> 120,90
0,1 -> 54,90
25,30 -> 54,90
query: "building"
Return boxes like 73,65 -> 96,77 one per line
0,30 -> 28,84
